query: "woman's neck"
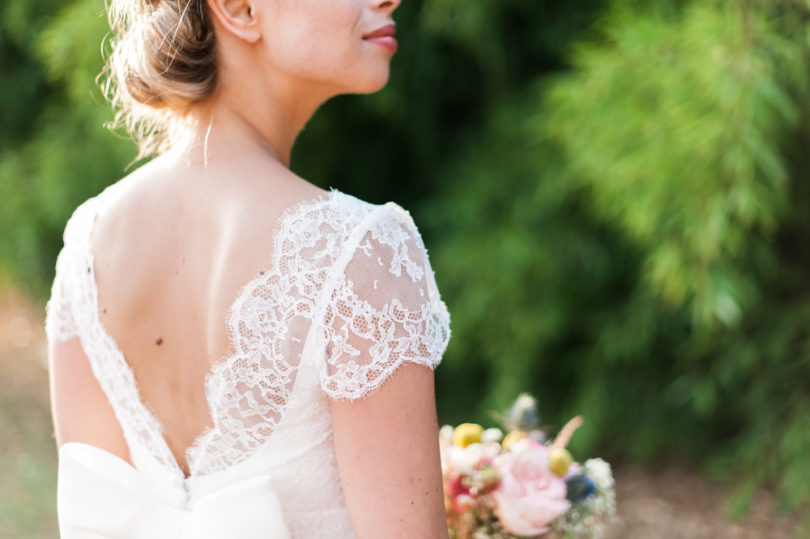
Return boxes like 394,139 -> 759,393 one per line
183,76 -> 333,169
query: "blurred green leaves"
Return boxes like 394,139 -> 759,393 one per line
423,0 -> 810,514
0,0 -> 132,293
548,4 -> 799,328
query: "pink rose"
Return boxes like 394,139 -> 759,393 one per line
491,439 -> 571,536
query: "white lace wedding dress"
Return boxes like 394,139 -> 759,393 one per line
45,186 -> 451,538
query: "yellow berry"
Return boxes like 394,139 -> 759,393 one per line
502,430 -> 527,450
452,423 -> 484,448
549,448 -> 573,477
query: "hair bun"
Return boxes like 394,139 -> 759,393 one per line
102,0 -> 218,157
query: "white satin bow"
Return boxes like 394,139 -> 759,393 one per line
58,443 -> 291,539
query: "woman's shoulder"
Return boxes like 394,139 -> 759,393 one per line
260,178 -> 422,245
322,188 -> 422,236
58,184 -> 120,248
55,155 -> 424,266
322,191 -> 434,266
57,155 -> 166,241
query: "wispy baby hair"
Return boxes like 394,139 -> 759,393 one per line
100,0 -> 218,159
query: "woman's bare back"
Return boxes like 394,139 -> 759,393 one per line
88,152 -> 325,473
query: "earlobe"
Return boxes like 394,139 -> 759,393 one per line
207,0 -> 260,43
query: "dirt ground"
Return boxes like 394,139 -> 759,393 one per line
0,287 -> 804,539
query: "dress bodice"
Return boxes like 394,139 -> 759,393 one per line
45,185 -> 451,538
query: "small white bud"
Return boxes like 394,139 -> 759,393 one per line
481,427 -> 504,443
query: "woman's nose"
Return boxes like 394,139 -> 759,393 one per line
372,0 -> 401,12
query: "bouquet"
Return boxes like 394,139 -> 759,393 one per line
439,394 -> 617,538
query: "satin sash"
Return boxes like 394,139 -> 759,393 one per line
58,443 -> 291,539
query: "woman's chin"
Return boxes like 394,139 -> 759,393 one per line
351,67 -> 392,94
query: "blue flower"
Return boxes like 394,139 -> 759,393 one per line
565,474 -> 597,503
507,393 -> 540,431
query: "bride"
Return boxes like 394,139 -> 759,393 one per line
45,0 -> 452,537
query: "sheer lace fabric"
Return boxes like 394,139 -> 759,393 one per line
318,205 -> 450,400
45,187 -> 450,536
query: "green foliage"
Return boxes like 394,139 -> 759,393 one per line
0,0 -> 133,294
0,1 -> 66,149
547,4 -> 800,328
426,0 -> 810,515
546,4 -> 810,508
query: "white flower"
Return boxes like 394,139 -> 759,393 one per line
482,427 -> 504,443
584,458 -> 614,490
515,393 -> 536,410
455,443 -> 488,471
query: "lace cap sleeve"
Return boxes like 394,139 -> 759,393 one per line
316,204 -> 451,401
45,197 -> 99,343
45,240 -> 80,342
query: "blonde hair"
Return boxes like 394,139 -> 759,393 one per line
100,0 -> 218,159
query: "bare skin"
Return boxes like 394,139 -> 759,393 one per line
49,0 -> 450,537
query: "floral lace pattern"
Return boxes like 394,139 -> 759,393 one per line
45,187 -> 451,484
317,207 -> 451,400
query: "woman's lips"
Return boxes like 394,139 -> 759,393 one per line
364,36 -> 398,52
363,24 -> 398,52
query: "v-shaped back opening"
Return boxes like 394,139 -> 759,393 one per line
81,183 -> 336,479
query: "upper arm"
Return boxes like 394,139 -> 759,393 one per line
329,363 -> 448,538
317,208 -> 451,538
46,244 -> 129,462
48,337 -> 129,462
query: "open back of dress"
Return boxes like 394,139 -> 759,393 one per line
46,185 -> 451,538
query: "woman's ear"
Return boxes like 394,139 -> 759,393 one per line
206,0 -> 260,43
